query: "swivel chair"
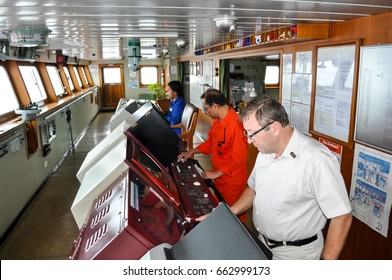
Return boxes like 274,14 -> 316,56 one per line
171,102 -> 199,152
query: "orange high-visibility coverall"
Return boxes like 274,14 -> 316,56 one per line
197,107 -> 248,222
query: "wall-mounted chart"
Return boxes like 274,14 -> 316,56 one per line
313,44 -> 356,143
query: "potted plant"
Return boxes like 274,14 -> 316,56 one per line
148,83 -> 166,99
148,82 -> 170,112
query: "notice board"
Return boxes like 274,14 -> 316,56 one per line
312,44 -> 356,143
354,44 -> 392,153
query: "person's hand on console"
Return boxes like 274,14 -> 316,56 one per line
177,149 -> 194,162
201,169 -> 223,180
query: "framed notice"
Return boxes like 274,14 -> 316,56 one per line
354,44 -> 392,153
312,43 -> 357,144
282,51 -> 311,136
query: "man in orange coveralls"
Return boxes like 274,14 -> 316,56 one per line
178,88 -> 248,222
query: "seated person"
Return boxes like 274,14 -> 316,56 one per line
165,80 -> 186,135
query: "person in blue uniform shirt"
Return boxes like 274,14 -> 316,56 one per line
165,80 -> 186,135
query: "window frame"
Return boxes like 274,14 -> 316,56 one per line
265,64 -> 280,87
73,66 -> 83,88
0,65 -> 19,116
46,65 -> 66,97
138,65 -> 159,88
80,66 -> 89,86
63,67 -> 75,91
18,65 -> 48,105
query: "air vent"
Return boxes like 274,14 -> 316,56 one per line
90,205 -> 111,228
94,189 -> 113,210
85,223 -> 108,252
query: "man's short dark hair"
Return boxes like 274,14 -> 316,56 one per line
201,88 -> 227,106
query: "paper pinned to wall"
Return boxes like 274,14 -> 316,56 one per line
350,143 -> 392,237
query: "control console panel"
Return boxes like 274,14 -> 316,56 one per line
170,160 -> 219,222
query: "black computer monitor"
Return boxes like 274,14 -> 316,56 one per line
125,102 -> 179,167
109,100 -> 150,132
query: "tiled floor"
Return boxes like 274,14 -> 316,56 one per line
0,112 -> 213,260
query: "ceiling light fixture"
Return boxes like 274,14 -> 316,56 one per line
213,17 -> 238,33
175,38 -> 187,49
119,32 -> 178,38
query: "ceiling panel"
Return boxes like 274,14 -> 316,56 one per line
0,0 -> 391,60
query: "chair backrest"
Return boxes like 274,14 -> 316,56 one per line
179,102 -> 199,152
181,103 -> 198,132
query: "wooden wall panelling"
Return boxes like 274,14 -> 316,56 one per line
323,13 -> 392,259
83,65 -> 94,87
77,66 -> 88,89
36,62 -> 57,104
296,23 -> 331,39
67,65 -> 81,93
331,11 -> 392,46
24,120 -> 38,156
57,64 -> 73,96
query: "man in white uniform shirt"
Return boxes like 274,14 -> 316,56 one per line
231,97 -> 352,260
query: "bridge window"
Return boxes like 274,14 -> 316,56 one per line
46,65 -> 66,97
265,65 -> 280,85
63,67 -> 74,91
103,67 -> 121,84
139,65 -> 158,87
73,66 -> 82,88
18,65 -> 47,104
0,66 -> 19,115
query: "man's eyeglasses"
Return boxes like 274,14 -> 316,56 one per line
243,121 -> 274,139
202,105 -> 210,114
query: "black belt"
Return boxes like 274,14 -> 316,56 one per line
265,234 -> 318,249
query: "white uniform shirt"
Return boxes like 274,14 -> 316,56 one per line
248,128 -> 352,241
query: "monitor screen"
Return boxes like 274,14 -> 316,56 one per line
125,103 -> 179,167
125,136 -> 181,208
